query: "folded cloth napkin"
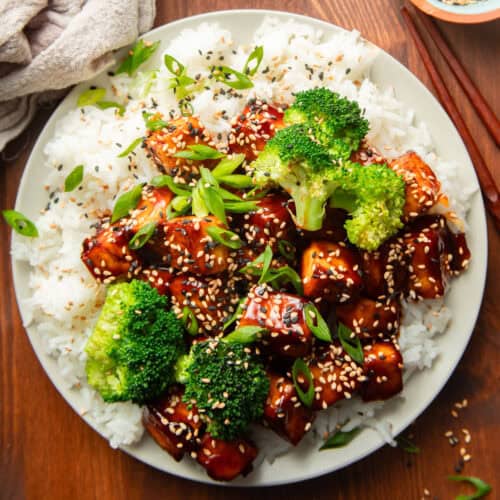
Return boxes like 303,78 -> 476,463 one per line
0,0 -> 156,151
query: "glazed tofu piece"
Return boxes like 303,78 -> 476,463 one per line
264,372 -> 315,445
238,285 -> 313,358
403,215 -> 448,300
228,101 -> 285,160
308,343 -> 365,410
144,115 -> 213,178
168,274 -> 240,335
138,266 -> 174,296
336,297 -> 401,340
129,185 -> 173,233
152,215 -> 230,275
238,193 -> 296,252
361,342 -> 403,402
196,433 -> 257,481
389,151 -> 441,222
81,223 -> 140,282
360,235 -> 408,300
301,241 -> 363,303
142,388 -> 203,461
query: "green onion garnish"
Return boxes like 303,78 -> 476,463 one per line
223,325 -> 266,344
304,303 -> 332,342
118,137 -> 143,158
448,475 -> 492,500
395,435 -> 420,454
212,154 -> 245,177
179,100 -> 194,116
239,245 -> 273,282
142,111 -> 169,131
222,298 -> 246,331
181,307 -> 199,336
174,144 -> 225,161
217,174 -> 253,189
77,88 -> 106,107
243,46 -> 264,76
278,240 -> 296,262
320,427 -> 361,450
337,322 -> 364,364
223,200 -> 258,213
265,265 -> 303,295
150,175 -> 192,196
164,54 -> 186,76
128,221 -> 157,250
212,65 -> 254,90
116,39 -> 160,77
206,226 -> 243,249
292,358 -> 314,407
166,195 -> 192,219
111,183 -> 144,223
2,210 -> 38,237
64,165 -> 84,192
95,101 -> 126,115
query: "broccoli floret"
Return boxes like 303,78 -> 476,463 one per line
85,280 -> 185,404
329,162 -> 405,251
284,88 -> 369,159
252,124 -> 339,231
180,339 -> 269,441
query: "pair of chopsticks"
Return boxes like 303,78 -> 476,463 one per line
400,6 -> 500,231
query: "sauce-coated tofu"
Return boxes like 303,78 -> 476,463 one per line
264,372 -> 315,445
196,433 -> 257,481
389,151 -> 441,222
238,285 -> 313,358
302,241 -> 362,303
336,297 -> 401,340
361,342 -> 403,402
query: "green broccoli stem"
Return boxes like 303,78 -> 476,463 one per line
294,194 -> 326,231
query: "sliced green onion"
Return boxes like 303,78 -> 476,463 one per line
128,221 -> 157,250
223,325 -> 266,344
200,185 -> 226,224
164,54 -> 186,76
217,174 -> 253,189
278,240 -> 296,262
64,165 -> 84,192
2,210 -> 38,237
239,245 -> 273,281
199,166 -> 219,187
212,65 -> 254,90
266,265 -> 303,295
292,358 -> 314,408
304,303 -> 332,342
224,200 -> 258,213
168,74 -> 196,89
111,183 -> 144,223
116,39 -> 160,77
181,306 -> 199,336
118,137 -> 143,158
320,427 -> 361,451
395,435 -> 420,454
142,111 -> 169,131
77,88 -> 106,107
212,154 -> 246,177
206,226 -> 243,249
174,144 -> 225,161
150,175 -> 192,196
337,322 -> 364,364
191,185 -> 208,217
448,475 -> 492,500
219,187 -> 244,201
243,46 -> 264,76
95,101 -> 126,115
223,298 -> 246,331
166,195 -> 191,219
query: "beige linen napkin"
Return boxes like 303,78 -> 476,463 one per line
0,0 -> 156,151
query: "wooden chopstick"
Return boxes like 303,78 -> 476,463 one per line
401,6 -> 500,231
415,9 -> 500,147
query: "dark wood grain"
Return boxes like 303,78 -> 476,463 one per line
1,1 -> 498,499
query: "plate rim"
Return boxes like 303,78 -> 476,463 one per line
11,8 -> 488,487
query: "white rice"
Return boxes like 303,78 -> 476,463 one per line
12,17 -> 474,462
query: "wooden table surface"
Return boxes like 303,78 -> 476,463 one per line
1,1 -> 498,499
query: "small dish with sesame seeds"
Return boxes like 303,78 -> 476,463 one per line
9,10 -> 486,486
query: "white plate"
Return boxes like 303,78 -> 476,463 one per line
12,9 -> 487,487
